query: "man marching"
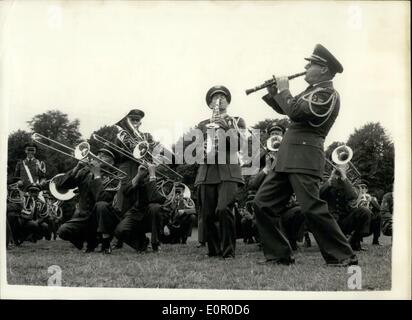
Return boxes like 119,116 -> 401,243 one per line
253,44 -> 357,266
195,85 -> 246,259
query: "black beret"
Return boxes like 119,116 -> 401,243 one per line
27,183 -> 41,192
355,179 -> 369,187
24,143 -> 37,151
206,85 -> 231,106
305,44 -> 343,74
115,109 -> 145,127
97,148 -> 115,161
266,123 -> 285,135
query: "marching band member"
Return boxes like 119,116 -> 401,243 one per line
320,170 -> 372,251
160,185 -> 197,244
113,109 -> 149,215
353,180 -> 382,245
56,149 -> 117,252
247,123 -> 305,251
7,183 -> 50,245
253,44 -> 357,266
114,164 -> 166,253
14,143 -> 47,190
195,85 -> 246,259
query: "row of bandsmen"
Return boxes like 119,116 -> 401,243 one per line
7,43 -> 393,267
197,43 -> 393,266
231,122 -> 393,254
6,136 -> 196,252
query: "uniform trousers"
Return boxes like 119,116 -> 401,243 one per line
114,203 -> 163,251
199,182 -> 238,258
338,207 -> 371,239
254,171 -> 354,263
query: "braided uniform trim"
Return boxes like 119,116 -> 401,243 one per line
300,87 -> 339,127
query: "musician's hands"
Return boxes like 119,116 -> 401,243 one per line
336,166 -> 347,180
147,164 -> 157,179
263,154 -> 276,174
17,180 -> 23,187
214,118 -> 229,130
90,162 -> 102,178
266,81 -> 278,97
276,76 -> 289,93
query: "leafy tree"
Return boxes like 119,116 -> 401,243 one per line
7,130 -> 33,175
27,110 -> 83,178
87,125 -> 119,155
347,122 -> 394,197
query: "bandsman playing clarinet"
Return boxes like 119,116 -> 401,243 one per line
253,44 -> 357,266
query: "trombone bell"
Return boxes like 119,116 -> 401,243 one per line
74,142 -> 90,160
133,141 -> 150,159
331,145 -> 353,165
266,135 -> 282,152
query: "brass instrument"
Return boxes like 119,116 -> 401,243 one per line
245,71 -> 306,95
266,135 -> 283,152
32,133 -> 127,200
92,133 -> 183,181
7,182 -> 25,204
325,144 -> 361,182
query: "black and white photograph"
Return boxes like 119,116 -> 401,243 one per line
0,0 -> 410,300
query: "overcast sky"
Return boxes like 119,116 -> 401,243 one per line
1,1 -> 410,149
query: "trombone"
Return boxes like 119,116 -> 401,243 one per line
32,133 -> 127,180
92,133 -> 183,181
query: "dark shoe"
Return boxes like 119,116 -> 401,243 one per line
372,238 -> 381,245
327,256 -> 358,267
103,247 -> 112,254
197,242 -> 206,248
304,234 -> 312,248
257,257 -> 295,266
290,240 -> 298,251
151,243 -> 160,252
221,255 -> 235,260
71,239 -> 84,250
84,247 -> 95,253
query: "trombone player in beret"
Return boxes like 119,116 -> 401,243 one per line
195,85 -> 246,259
253,44 -> 357,266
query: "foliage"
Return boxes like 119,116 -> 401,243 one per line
347,122 -> 394,197
7,130 -> 33,175
8,112 -> 82,180
87,125 -> 119,155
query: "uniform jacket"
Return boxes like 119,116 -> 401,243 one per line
14,158 -> 46,189
123,178 -> 166,219
113,123 -> 153,214
320,177 -> 358,219
262,81 -> 340,178
57,167 -> 115,218
194,115 -> 246,186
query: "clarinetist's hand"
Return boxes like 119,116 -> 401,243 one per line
266,80 -> 278,97
276,76 -> 289,93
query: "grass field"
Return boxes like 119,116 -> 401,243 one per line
6,230 -> 392,291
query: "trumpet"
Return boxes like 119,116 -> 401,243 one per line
325,144 -> 361,182
245,71 -> 306,95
